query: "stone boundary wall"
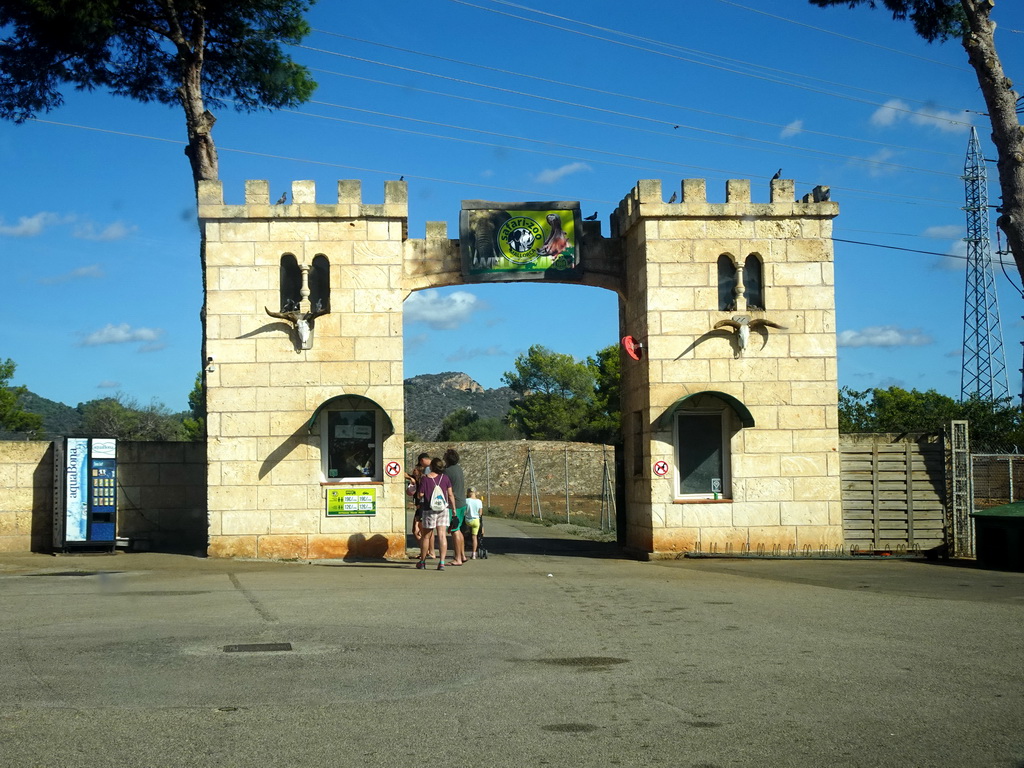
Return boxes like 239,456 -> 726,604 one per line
0,441 -> 206,553
0,441 -> 51,552
405,441 -> 616,519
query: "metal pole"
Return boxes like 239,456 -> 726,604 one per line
565,445 -> 570,524
513,446 -> 529,519
528,447 -> 542,520
486,443 -> 491,512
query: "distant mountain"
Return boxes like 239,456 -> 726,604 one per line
5,373 -> 512,442
404,372 -> 514,440
0,390 -> 82,440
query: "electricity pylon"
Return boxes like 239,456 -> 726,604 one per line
960,126 -> 1009,402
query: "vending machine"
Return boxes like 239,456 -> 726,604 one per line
53,437 -> 118,552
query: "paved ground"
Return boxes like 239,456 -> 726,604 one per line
1,516 -> 1022,768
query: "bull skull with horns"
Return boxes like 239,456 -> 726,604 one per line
713,314 -> 787,356
265,300 -> 329,351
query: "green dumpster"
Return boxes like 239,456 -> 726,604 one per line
972,501 -> 1024,571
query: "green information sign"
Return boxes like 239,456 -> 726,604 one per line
326,487 -> 377,516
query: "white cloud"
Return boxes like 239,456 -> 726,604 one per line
862,147 -> 897,177
403,291 -> 482,330
534,162 -> 591,185
80,323 -> 164,347
934,238 -> 968,271
837,325 -> 933,348
911,104 -> 970,133
921,225 -> 963,239
0,213 -> 136,240
780,120 -> 803,139
445,345 -> 507,362
0,212 -> 61,237
871,98 -> 969,134
97,380 -> 121,389
870,99 -> 908,127
39,264 -> 105,285
73,220 -> 136,241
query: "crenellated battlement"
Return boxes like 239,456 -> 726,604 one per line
197,179 -> 409,221
610,178 -> 837,237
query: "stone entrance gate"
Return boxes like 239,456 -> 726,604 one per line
198,177 -> 841,559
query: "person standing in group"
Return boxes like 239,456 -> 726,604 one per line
443,448 -> 468,566
464,486 -> 483,560
416,457 -> 455,571
407,452 -> 432,556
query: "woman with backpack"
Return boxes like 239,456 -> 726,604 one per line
416,457 -> 456,571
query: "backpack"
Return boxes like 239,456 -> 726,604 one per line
429,477 -> 448,512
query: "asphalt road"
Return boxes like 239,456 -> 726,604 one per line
1,516 -> 1022,768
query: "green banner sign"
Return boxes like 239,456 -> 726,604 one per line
326,487 -> 377,516
460,202 -> 583,282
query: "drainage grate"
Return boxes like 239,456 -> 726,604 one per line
222,643 -> 293,653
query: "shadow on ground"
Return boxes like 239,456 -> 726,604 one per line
404,533 -> 621,559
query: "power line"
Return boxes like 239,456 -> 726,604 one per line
304,35 -> 962,162
298,48 -> 961,179
833,236 -> 1016,267
712,0 -> 971,71
24,117 -> 617,203
445,0 -> 973,121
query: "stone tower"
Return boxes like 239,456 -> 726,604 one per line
613,179 -> 842,555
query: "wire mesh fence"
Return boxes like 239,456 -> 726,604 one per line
972,454 -> 1024,511
405,440 -> 617,531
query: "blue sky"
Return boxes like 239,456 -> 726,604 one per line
2,0 -> 1023,411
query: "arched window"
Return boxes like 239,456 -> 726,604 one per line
743,254 -> 764,310
279,254 -> 302,311
309,254 -> 331,314
717,254 -> 737,311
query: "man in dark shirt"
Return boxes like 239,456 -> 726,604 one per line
443,448 -> 468,565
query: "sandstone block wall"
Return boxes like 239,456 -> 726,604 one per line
0,441 -> 51,552
0,440 -> 207,553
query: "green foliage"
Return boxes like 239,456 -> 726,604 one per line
838,386 -> 1024,451
503,345 -> 598,441
0,359 -> 43,436
436,408 -> 519,442
0,0 -> 317,118
585,344 -> 621,444
76,394 -> 185,441
807,0 -> 966,42
181,372 -> 206,441
0,0 -> 318,184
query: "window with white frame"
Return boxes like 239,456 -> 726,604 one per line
322,410 -> 380,481
674,409 -> 730,499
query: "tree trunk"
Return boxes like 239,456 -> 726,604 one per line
960,0 -> 1024,282
180,62 -> 218,189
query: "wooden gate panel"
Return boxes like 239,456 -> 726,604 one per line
840,434 -> 946,551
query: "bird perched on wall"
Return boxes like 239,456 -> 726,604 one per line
771,169 -> 782,181
667,191 -> 678,203
584,211 -> 598,220
276,192 -> 287,204
713,315 -> 787,356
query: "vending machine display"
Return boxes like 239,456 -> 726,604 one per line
53,437 -> 118,551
